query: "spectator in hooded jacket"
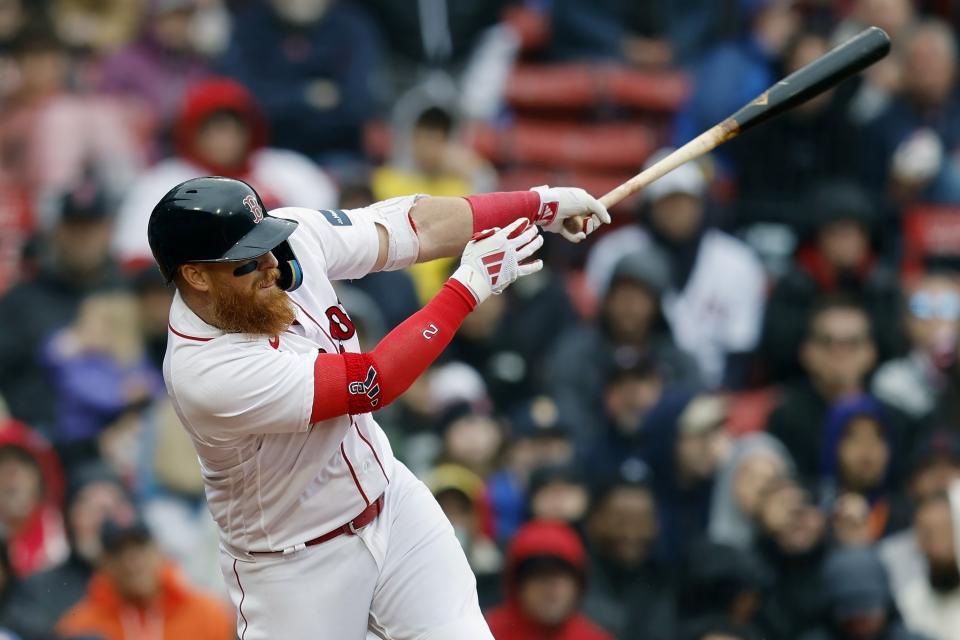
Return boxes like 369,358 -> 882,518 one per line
0,419 -> 66,577
485,520 -> 612,640
761,181 -> 904,382
57,518 -> 233,640
6,463 -> 136,639
218,0 -> 383,163
112,76 -> 337,264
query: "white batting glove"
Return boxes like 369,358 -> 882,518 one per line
451,218 -> 544,304
530,185 -> 611,243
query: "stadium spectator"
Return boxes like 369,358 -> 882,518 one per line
761,182 -> 903,382
486,520 -> 612,640
586,153 -> 765,389
708,432 -> 794,551
673,0 -> 800,157
43,289 -> 165,470
6,463 -> 135,639
642,394 -> 729,566
890,490 -> 960,639
50,0 -> 141,56
487,397 -> 575,544
581,355 -> 670,479
0,22 -> 146,201
553,249 -> 701,446
98,0 -> 210,133
56,518 -> 233,640
582,474 -> 675,640
859,18 -> 960,206
818,396 -> 900,542
527,463 -> 590,528
872,273 -> 960,421
219,0 -> 383,163
730,31 -> 859,233
0,539 -> 22,635
373,104 -> 495,302
112,77 -> 337,264
0,419 -> 67,577
676,540 -> 768,637
754,477 -> 829,638
0,181 -> 123,432
800,546 -> 929,640
767,298 -> 884,480
549,0 -> 673,68
130,265 -> 174,371
428,463 -> 503,610
436,403 -> 505,479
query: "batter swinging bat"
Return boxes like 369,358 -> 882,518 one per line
565,26 -> 891,232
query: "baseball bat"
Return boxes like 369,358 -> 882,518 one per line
565,26 -> 891,232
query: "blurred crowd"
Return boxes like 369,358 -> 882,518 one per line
0,0 -> 959,639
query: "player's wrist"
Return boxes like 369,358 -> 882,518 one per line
465,191 -> 542,235
449,264 -> 490,305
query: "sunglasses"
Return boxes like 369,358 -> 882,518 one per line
909,291 -> 960,320
232,259 -> 259,277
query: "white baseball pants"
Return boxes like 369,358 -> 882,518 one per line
220,461 -> 494,640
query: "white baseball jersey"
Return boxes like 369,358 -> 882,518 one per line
164,198 -> 419,557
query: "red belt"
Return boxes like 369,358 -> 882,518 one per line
250,494 -> 384,556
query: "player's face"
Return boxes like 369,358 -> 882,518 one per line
203,252 -> 296,336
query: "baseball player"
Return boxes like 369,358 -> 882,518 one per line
146,176 -> 609,639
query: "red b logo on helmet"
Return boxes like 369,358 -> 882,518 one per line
243,194 -> 264,223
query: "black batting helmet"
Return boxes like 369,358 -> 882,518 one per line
147,177 -> 303,291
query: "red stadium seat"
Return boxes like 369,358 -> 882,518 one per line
505,64 -> 597,112
604,67 -> 691,112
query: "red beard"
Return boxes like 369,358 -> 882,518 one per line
210,268 -> 295,336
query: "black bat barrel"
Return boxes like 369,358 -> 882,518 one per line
729,26 -> 891,133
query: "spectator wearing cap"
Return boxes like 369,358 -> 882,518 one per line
641,394 -> 729,567
0,419 -> 67,578
485,520 -> 612,640
218,0 -> 383,163
585,149 -> 765,389
873,273 -> 960,421
57,518 -> 233,640
427,463 -> 503,610
98,0 -> 210,131
551,248 -> 701,449
487,397 -> 575,544
761,181 -> 904,382
435,402 -> 505,479
582,474 -> 675,640
889,489 -> 960,640
708,432 -> 794,551
581,354 -> 685,482
800,546 -> 929,640
0,180 -> 124,432
6,462 -> 135,639
113,76 -> 337,265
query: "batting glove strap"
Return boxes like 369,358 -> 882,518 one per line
451,218 -> 544,304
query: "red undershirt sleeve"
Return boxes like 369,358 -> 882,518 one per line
310,279 -> 477,423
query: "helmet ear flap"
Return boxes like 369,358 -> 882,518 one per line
273,240 -> 303,291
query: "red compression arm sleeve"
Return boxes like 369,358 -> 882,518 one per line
466,191 -> 542,234
310,280 -> 476,423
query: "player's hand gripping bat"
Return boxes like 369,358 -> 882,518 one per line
563,26 -> 891,234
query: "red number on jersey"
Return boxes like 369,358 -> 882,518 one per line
325,306 -> 356,341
